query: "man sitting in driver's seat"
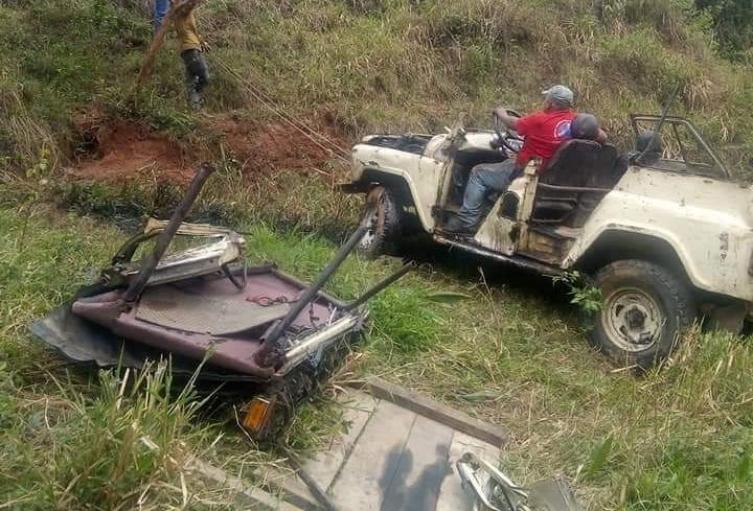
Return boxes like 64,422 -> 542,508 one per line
445,84 -> 606,235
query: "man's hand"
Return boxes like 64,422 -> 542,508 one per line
492,107 -> 508,119
200,40 -> 211,52
493,107 -> 519,131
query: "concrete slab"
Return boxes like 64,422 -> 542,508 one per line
302,390 -> 379,491
379,414 -> 455,511
330,399 -> 418,510
268,386 -> 504,511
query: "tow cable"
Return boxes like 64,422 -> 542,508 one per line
214,58 -> 350,163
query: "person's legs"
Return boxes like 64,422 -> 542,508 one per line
450,162 -> 467,205
181,49 -> 209,110
193,52 -> 210,93
153,0 -> 171,30
453,159 -> 521,231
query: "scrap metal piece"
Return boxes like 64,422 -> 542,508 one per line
120,234 -> 245,288
276,315 -> 360,376
456,452 -> 527,511
135,285 -> 290,335
123,162 -> 216,303
456,452 -> 582,511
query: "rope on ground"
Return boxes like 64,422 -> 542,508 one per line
215,59 -> 351,163
216,60 -> 349,155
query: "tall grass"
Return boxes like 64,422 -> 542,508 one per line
3,0 -> 753,509
0,361 -> 211,510
3,0 -> 753,178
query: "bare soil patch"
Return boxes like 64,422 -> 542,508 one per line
64,111 -> 350,185
67,116 -> 192,184
206,113 -> 350,176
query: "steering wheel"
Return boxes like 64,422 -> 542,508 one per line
492,109 -> 523,155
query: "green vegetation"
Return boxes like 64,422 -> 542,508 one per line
3,205 -> 753,509
696,0 -> 753,61
3,0 -> 753,175
3,0 -> 753,509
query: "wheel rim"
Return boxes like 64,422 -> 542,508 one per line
601,287 -> 664,352
359,206 -> 379,251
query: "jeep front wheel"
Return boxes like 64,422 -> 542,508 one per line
587,260 -> 695,370
358,186 -> 400,258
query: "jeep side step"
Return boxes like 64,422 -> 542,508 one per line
433,235 -> 564,276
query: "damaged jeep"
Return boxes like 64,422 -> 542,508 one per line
32,163 -> 411,438
342,111 -> 753,369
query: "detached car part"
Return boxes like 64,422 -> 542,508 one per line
102,218 -> 248,290
456,452 -> 582,511
30,164 -> 411,439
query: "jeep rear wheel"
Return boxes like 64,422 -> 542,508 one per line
587,260 -> 695,370
358,186 -> 400,258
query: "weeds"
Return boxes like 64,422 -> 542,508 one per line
3,0 -> 753,509
552,271 -> 602,314
0,357 -> 260,510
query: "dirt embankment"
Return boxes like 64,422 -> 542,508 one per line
67,117 -> 191,184
208,113 -> 348,176
66,111 -> 350,185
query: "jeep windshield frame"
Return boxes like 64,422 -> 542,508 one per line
630,114 -> 730,179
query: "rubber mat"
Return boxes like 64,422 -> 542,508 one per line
136,286 -> 290,335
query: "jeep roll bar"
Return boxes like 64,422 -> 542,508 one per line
629,114 -> 729,178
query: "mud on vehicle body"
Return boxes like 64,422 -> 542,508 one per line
342,114 -> 753,370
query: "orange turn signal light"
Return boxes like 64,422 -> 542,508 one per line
243,397 -> 273,434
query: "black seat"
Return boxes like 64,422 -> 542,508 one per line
533,141 -> 626,227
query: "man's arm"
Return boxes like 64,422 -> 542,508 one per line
187,11 -> 211,51
493,107 -> 519,131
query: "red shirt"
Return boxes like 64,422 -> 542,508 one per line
514,109 -> 575,169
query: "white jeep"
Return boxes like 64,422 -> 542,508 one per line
341,113 -> 753,369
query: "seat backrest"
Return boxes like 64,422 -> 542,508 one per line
540,140 -> 619,188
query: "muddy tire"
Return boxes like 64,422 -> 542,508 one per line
358,186 -> 401,258
586,260 -> 695,371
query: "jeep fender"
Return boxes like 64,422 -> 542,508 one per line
350,167 -> 435,231
565,225 -> 753,302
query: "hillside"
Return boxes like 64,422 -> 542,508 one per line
2,1 -> 753,510
2,0 -> 753,181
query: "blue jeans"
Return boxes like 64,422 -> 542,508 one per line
456,159 -> 521,229
154,0 -> 171,30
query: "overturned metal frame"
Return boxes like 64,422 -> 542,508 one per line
33,164 -> 412,383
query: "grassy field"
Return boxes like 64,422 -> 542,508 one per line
2,202 -> 753,510
3,0 -> 753,509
